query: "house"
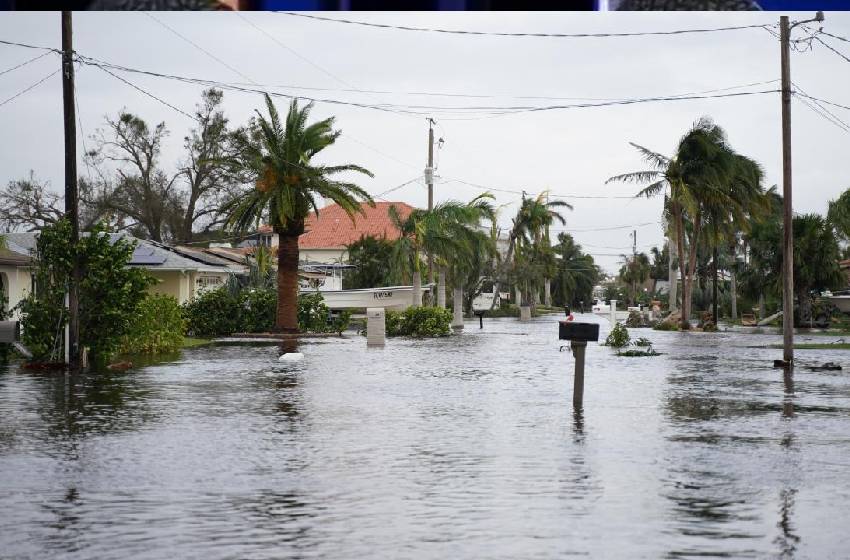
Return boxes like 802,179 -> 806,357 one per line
0,233 -> 232,314
238,201 -> 416,265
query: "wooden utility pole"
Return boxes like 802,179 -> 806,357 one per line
426,118 -> 435,284
779,15 -> 793,365
779,12 -> 824,366
62,11 -> 80,372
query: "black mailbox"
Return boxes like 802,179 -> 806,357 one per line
558,321 -> 599,342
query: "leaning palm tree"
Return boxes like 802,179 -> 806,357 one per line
223,95 -> 373,333
490,192 -> 572,309
390,194 -> 495,307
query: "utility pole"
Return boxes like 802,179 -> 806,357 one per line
426,117 -> 435,285
62,11 -> 80,372
779,12 -> 824,366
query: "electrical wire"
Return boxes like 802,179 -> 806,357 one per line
792,80 -> 850,133
0,68 -> 60,109
815,36 -> 850,65
275,12 -> 774,40
550,221 -> 661,232
443,177 -> 654,200
92,64 -> 198,122
0,50 -> 54,78
374,176 -> 422,199
795,91 -> 850,113
0,38 -> 58,52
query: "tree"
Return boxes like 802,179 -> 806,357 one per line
16,220 -> 153,365
491,192 -> 571,309
177,89 -> 240,242
827,187 -> 850,241
551,233 -> 601,309
345,235 -> 398,289
619,252 -> 651,305
223,95 -> 373,333
389,194 -> 494,308
792,214 -> 843,324
87,112 -> 183,242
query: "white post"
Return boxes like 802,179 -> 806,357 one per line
366,307 -> 386,347
452,286 -> 464,330
609,299 -> 617,326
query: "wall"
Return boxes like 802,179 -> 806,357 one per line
0,265 -> 32,320
299,248 -> 346,264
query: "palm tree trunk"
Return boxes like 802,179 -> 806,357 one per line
437,268 -> 446,308
675,209 -> 687,327
759,293 -> 765,320
490,235 -> 516,310
730,268 -> 737,323
452,286 -> 464,329
515,285 -> 522,307
544,278 -> 551,307
668,235 -> 678,313
682,212 -> 701,330
712,246 -> 719,322
276,233 -> 300,333
412,270 -> 422,307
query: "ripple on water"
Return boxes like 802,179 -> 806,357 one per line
2,317 -> 850,558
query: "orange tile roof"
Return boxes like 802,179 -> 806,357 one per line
298,201 -> 415,249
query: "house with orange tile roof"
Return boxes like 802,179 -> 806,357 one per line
238,201 -> 416,265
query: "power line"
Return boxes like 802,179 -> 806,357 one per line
0,68 -> 59,109
551,221 -> 661,232
795,91 -> 850,113
0,38 -> 58,52
444,177 -> 655,200
92,63 -> 198,122
374,176 -> 422,199
275,12 -> 774,40
144,12 -> 256,86
0,50 -> 54,78
815,36 -> 850,65
792,80 -> 850,133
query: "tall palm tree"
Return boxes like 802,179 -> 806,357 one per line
608,118 -> 740,328
490,192 -> 571,309
552,233 -> 600,309
224,95 -> 373,333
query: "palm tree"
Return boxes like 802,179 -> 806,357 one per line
619,252 -> 651,305
608,118 -> 740,328
552,233 -> 601,309
390,194 -> 494,307
224,95 -> 373,333
491,192 -> 572,310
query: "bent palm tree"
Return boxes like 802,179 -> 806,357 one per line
224,95 -> 373,332
491,192 -> 572,309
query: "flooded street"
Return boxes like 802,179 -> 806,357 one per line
2,315 -> 850,559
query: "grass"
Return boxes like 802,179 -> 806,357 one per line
181,337 -> 213,348
767,342 -> 850,350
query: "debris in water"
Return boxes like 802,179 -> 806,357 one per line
278,353 -> 304,363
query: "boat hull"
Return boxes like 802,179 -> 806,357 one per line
301,286 -> 416,310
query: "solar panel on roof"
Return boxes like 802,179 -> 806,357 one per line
132,246 -> 156,257
130,254 -> 167,265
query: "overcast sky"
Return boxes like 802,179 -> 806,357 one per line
2,11 -> 849,273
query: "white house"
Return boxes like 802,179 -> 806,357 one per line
0,233 -> 232,315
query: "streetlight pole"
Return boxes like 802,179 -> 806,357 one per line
779,12 -> 824,366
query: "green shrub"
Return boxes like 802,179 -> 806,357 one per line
385,306 -> 452,337
16,221 -> 152,365
329,310 -> 352,335
604,322 -> 630,349
182,288 -> 240,337
120,294 -> 185,354
653,320 -> 679,331
239,288 -> 276,333
298,292 -> 330,332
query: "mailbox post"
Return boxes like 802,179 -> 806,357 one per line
559,321 -> 600,408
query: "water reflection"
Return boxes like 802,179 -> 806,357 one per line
782,367 -> 795,419
572,406 -> 585,443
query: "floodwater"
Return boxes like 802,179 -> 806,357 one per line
2,315 -> 850,559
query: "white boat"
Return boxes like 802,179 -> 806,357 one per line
590,298 -> 631,321
300,285 -> 426,310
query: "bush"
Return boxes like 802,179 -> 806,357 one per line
17,221 -> 152,365
604,322 -> 630,349
298,292 -> 330,332
182,288 -> 240,337
653,319 -> 680,331
239,288 -> 276,333
120,294 -> 185,354
385,306 -> 452,337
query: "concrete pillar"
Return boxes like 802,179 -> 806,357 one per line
544,278 -> 552,307
515,286 -> 522,307
437,269 -> 446,308
609,299 -> 617,326
452,286 -> 464,330
520,306 -> 531,322
366,307 -> 386,347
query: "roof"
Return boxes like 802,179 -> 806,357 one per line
2,232 -> 229,273
0,245 -> 30,266
298,201 -> 414,249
